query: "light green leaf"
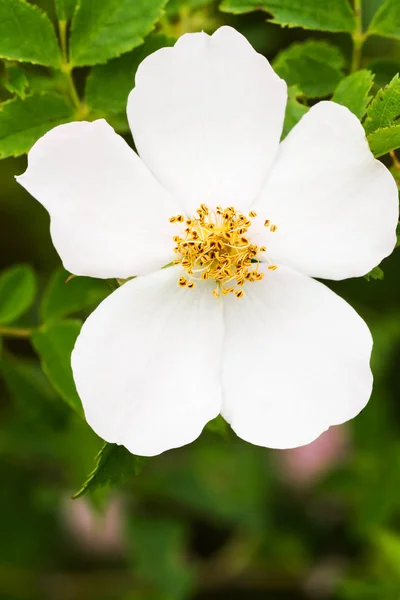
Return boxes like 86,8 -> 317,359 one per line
273,40 -> 345,98
0,0 -> 61,67
69,0 -> 167,67
0,264 -> 36,325
219,0 -> 355,33
372,529 -> 400,576
167,0 -> 211,16
55,0 -> 77,21
0,92 -> 74,159
86,34 -> 174,115
281,85 -> 308,138
367,124 -> 400,157
73,442 -> 146,498
364,75 -> 400,135
368,0 -> 400,41
364,266 -> 384,281
4,65 -> 29,99
332,70 -> 375,119
32,320 -> 83,416
40,267 -> 109,323
127,516 -> 194,600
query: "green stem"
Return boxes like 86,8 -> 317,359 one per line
0,326 -> 32,339
351,0 -> 367,72
58,20 -> 86,118
390,151 -> 400,169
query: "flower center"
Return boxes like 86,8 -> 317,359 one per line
170,204 -> 277,298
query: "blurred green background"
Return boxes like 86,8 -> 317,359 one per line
1,0 -> 400,598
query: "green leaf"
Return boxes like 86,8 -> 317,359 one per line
55,0 -> 77,21
368,59 -> 400,89
127,516 -> 194,600
0,264 -> 36,325
4,65 -> 29,99
368,0 -> 400,41
372,530 -> 400,576
40,268 -> 109,323
86,34 -> 174,115
166,0 -> 211,17
364,75 -> 400,135
0,0 -> 61,67
364,266 -> 384,281
332,70 -> 375,119
69,0 -> 167,67
73,442 -> 146,498
281,85 -> 308,138
1,358 -> 66,429
273,40 -> 345,98
205,414 -> 230,437
32,320 -> 83,416
0,92 -> 74,159
219,0 -> 355,33
367,124 -> 400,157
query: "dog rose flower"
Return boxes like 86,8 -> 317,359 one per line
17,27 -> 398,456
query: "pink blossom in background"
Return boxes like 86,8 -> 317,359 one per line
61,495 -> 126,556
276,426 -> 350,487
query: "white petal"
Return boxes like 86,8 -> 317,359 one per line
221,265 -> 373,449
71,267 -> 223,456
252,102 -> 398,280
17,120 -> 181,279
128,26 -> 287,214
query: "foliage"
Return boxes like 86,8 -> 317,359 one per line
69,0 -> 168,67
0,264 -> 36,324
332,69 -> 375,118
273,40 -> 345,98
219,0 -> 356,32
0,0 -> 400,598
0,0 -> 61,66
0,92 -> 74,158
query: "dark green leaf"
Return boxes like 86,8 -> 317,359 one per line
1,358 -> 66,429
0,0 -> 61,67
364,266 -> 384,281
4,65 -> 29,99
40,267 -> 109,323
86,34 -> 174,115
205,414 -> 230,437
281,85 -> 308,138
368,0 -> 400,41
273,40 -> 345,98
141,438 -> 267,526
364,74 -> 400,134
55,0 -> 77,21
69,0 -> 167,67
367,124 -> 400,157
73,442 -> 146,498
368,59 -> 400,88
219,0 -> 355,33
127,516 -> 194,600
0,264 -> 36,325
332,70 -> 375,119
0,92 -> 74,158
31,320 -> 83,416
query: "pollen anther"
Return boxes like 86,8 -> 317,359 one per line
171,205 -> 277,298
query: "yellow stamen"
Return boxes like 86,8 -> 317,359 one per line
171,205 -> 278,298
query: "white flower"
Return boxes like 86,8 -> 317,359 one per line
17,27 -> 398,456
